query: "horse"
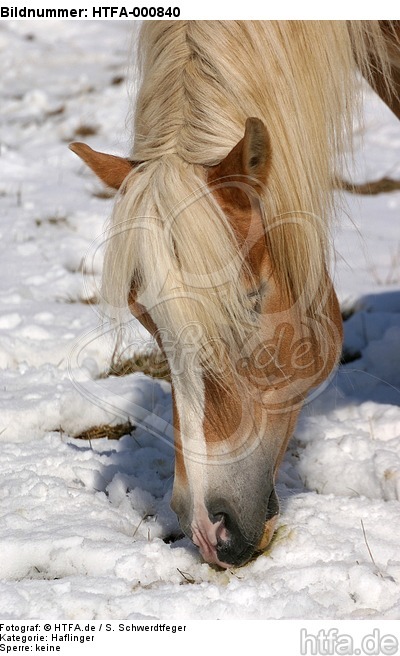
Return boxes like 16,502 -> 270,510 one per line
70,21 -> 400,568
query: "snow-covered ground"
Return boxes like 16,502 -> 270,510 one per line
0,20 -> 399,620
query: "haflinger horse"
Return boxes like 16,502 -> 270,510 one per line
70,21 -> 400,568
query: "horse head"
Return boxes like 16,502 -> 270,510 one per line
71,117 -> 343,567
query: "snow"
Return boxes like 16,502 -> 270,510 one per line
0,20 -> 399,621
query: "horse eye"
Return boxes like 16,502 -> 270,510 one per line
247,280 -> 267,316
247,289 -> 262,315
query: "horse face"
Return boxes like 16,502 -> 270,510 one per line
70,118 -> 343,568
169,261 -> 342,567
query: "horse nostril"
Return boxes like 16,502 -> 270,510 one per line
211,512 -> 230,545
211,510 -> 255,567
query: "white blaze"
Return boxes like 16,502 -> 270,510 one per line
172,370 -> 208,518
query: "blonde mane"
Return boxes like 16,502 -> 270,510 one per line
102,21 -> 393,374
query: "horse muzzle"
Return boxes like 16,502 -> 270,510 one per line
178,486 -> 280,568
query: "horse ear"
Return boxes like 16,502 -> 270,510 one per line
241,117 -> 271,185
69,142 -> 135,190
208,117 -> 271,207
